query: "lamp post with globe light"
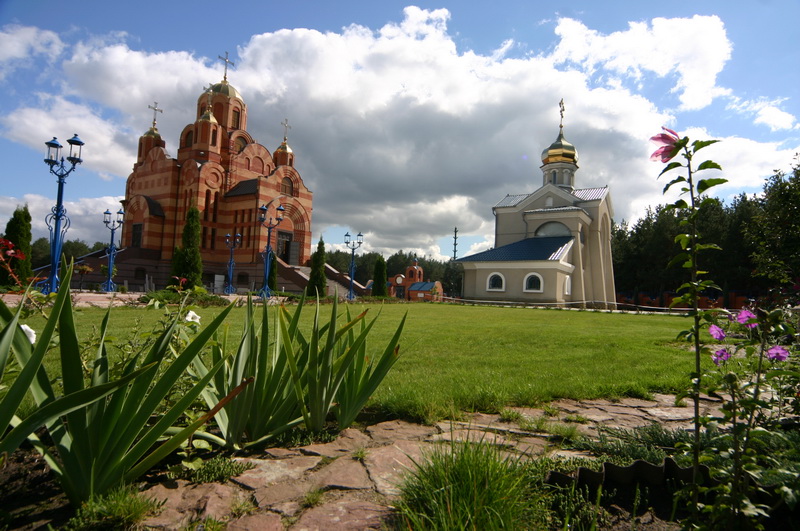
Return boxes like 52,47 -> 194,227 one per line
100,208 -> 124,292
344,231 -> 363,301
258,203 -> 285,298
39,134 -> 84,294
224,232 -> 241,295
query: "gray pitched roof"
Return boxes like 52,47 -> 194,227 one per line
226,178 -> 259,197
494,186 -> 608,208
457,236 -> 573,262
144,196 -> 165,217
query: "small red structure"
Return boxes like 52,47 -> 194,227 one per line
388,259 -> 443,302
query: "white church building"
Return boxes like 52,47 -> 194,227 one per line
458,108 -> 616,308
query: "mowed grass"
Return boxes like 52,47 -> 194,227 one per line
15,301 -> 692,423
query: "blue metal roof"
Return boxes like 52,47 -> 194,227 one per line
457,236 -> 573,262
408,281 -> 437,291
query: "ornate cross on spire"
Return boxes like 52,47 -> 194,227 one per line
559,98 -> 565,130
148,101 -> 163,129
281,118 -> 292,141
218,51 -> 235,82
203,83 -> 214,109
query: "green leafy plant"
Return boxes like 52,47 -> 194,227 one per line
190,296 -> 304,449
189,455 -> 254,484
334,305 -> 406,429
652,126 -> 725,511
279,295 -> 406,433
13,282 -> 246,504
0,268 -> 148,466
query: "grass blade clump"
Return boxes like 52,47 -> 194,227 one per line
396,436 -> 538,529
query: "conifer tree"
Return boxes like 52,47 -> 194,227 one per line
1,205 -> 33,286
172,207 -> 203,289
306,237 -> 328,297
372,255 -> 388,297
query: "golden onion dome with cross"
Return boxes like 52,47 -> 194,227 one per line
541,99 -> 578,164
541,129 -> 578,164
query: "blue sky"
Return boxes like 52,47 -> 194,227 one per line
1,0 -> 798,260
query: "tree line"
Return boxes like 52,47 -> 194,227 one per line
3,162 -> 798,301
613,161 -> 800,303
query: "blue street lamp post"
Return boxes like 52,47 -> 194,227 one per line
258,203 -> 285,298
344,231 -> 363,301
101,209 -> 124,292
224,232 -> 241,295
39,134 -> 84,294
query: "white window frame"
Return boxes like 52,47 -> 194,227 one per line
486,272 -> 505,292
523,273 -> 544,293
565,275 -> 572,295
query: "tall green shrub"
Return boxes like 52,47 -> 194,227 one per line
1,205 -> 32,286
306,238 -> 327,297
371,255 -> 388,297
172,207 -> 203,288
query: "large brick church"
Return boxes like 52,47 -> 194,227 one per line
118,62 -> 313,292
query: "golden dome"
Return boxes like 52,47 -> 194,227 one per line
210,79 -> 242,100
275,137 -> 293,154
142,126 -> 161,138
541,128 -> 578,164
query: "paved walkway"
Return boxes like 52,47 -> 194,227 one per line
140,394 -> 723,530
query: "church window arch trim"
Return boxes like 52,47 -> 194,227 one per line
487,272 -> 505,292
523,273 -> 544,293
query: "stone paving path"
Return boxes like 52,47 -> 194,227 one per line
140,394 -> 723,530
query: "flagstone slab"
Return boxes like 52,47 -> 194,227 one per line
298,428 -> 372,457
142,480 -> 239,529
227,511 -> 284,530
364,439 -> 429,497
290,496 -> 391,530
366,419 -> 438,444
309,456 -> 373,490
233,456 -> 322,489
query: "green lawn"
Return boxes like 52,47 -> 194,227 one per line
15,301 -> 693,423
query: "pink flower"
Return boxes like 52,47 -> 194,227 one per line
649,127 -> 681,162
736,309 -> 758,329
766,346 -> 789,362
708,324 -> 726,341
711,348 -> 730,366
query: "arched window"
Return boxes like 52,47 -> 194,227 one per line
234,136 -> 247,152
232,109 -> 241,129
184,131 -> 193,148
524,273 -> 543,293
211,129 -> 217,146
535,221 -> 571,237
565,275 -> 572,296
487,273 -> 505,291
281,177 -> 294,196
551,170 -> 557,184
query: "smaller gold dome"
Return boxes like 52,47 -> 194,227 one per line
142,126 -> 161,138
275,137 -> 293,154
199,108 -> 218,124
541,129 -> 578,164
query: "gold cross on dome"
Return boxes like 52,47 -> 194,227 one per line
148,101 -> 163,128
281,118 -> 292,140
218,51 -> 235,81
